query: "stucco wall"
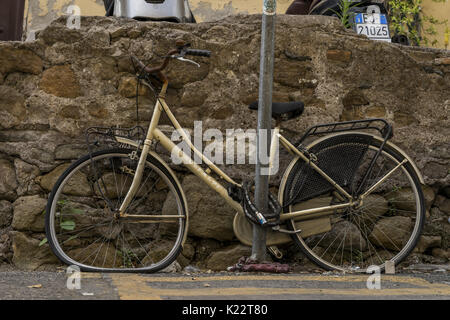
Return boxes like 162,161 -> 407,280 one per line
24,0 -> 105,40
189,0 -> 292,21
23,0 -> 449,48
422,0 -> 450,49
24,0 -> 292,40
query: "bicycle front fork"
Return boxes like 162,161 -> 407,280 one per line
118,139 -> 153,216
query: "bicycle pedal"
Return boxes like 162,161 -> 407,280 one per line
268,246 -> 283,259
272,225 -> 302,234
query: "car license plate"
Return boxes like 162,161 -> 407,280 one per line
353,13 -> 391,42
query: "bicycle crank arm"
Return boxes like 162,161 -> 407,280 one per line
272,225 -> 302,234
268,246 -> 284,259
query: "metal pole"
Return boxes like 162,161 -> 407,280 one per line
252,0 -> 276,262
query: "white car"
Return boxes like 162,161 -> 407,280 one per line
103,0 -> 196,23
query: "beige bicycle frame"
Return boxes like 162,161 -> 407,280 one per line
116,80 -> 409,224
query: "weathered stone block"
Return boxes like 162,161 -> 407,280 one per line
14,159 -> 41,197
39,65 -> 82,98
206,244 -> 251,271
340,105 -> 365,121
431,248 -> 449,260
369,216 -> 414,251
394,111 -> 417,127
326,49 -> 352,63
36,163 -> 92,196
435,195 -> 450,215
58,105 -> 81,119
434,57 -> 450,65
389,185 -> 435,212
54,144 -> 87,160
0,46 -> 43,75
0,159 -> 18,201
365,105 -> 386,118
422,185 -> 436,209
274,58 -> 315,88
12,195 -> 47,232
87,103 -> 109,119
0,233 -> 12,262
0,86 -> 26,129
312,220 -> 367,252
414,235 -> 441,253
0,200 -> 13,228
118,76 -> 149,98
39,25 -> 82,45
181,82 -> 208,107
342,88 -> 369,108
162,175 -> 235,241
93,57 -> 118,80
11,231 -> 59,270
36,164 -> 70,192
166,59 -> 210,88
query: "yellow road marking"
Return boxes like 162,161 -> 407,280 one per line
110,274 -> 162,300
111,274 -> 443,288
108,274 -> 450,300
120,287 -> 450,299
79,273 -> 103,279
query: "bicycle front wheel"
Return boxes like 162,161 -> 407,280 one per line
45,148 -> 187,272
281,133 -> 425,272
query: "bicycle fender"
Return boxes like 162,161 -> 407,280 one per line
279,131 -> 425,206
307,132 -> 425,184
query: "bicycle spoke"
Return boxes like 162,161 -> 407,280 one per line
285,136 -> 424,272
47,150 -> 186,272
126,175 -> 160,214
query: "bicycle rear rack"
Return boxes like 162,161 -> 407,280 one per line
296,118 -> 393,145
85,125 -> 146,150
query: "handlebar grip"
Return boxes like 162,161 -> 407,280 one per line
185,49 -> 211,57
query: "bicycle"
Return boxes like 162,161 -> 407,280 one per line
44,41 -> 425,273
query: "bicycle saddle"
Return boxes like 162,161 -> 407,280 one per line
249,101 -> 304,121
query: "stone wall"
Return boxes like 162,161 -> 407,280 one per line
23,1 -> 450,49
0,15 -> 449,271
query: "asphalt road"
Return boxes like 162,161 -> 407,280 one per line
0,267 -> 449,300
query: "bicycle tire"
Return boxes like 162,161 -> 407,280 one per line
45,148 -> 187,273
280,133 -> 425,272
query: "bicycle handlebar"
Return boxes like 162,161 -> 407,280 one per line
131,42 -> 211,79
131,48 -> 179,76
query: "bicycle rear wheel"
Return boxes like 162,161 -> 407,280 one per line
281,133 -> 425,272
45,148 -> 187,272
